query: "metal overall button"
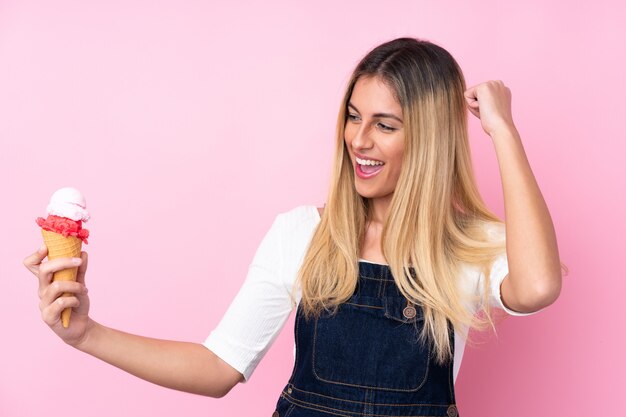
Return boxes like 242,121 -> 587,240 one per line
447,404 -> 458,417
403,304 -> 416,319
402,297 -> 417,319
383,297 -> 424,324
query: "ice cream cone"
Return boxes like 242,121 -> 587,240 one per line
41,229 -> 82,328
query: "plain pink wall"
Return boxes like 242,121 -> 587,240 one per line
1,1 -> 623,416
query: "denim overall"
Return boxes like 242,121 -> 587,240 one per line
272,261 -> 459,417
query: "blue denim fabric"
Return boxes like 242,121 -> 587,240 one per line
272,261 -> 459,417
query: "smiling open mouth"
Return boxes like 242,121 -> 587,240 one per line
355,159 -> 384,178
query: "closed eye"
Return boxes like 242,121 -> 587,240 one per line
377,123 -> 396,132
347,113 -> 396,132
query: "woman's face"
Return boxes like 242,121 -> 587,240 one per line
344,75 -> 405,202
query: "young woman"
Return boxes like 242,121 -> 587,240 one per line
23,37 -> 564,416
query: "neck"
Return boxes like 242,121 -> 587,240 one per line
368,194 -> 393,226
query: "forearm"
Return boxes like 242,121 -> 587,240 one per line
75,319 -> 235,397
492,126 -> 562,307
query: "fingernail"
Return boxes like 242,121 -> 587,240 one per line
39,244 -> 47,252
72,258 -> 82,265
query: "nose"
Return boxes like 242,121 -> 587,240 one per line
350,122 -> 373,151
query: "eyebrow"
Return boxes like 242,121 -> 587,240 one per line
347,102 -> 403,123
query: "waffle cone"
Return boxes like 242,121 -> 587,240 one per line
41,229 -> 83,328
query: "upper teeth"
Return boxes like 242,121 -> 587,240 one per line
356,157 -> 384,166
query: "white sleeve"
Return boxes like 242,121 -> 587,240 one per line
202,213 -> 294,382
488,251 -> 546,316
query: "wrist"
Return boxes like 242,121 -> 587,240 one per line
72,318 -> 101,353
488,122 -> 518,139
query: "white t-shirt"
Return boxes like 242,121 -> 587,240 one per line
203,205 -> 544,384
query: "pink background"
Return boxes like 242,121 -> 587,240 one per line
1,1 -> 624,416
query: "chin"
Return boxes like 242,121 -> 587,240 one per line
354,186 -> 392,200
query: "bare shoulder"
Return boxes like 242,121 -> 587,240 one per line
317,206 -> 324,217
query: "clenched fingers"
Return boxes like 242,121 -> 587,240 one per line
39,279 -> 89,327
41,294 -> 81,327
36,257 -> 83,299
39,280 -> 88,311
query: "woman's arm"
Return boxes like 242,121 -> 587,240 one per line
491,126 -> 562,312
23,248 -> 243,398
76,320 -> 243,397
465,80 -> 563,313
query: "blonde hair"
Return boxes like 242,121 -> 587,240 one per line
291,38 -> 567,365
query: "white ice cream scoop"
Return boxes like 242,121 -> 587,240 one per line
46,187 -> 90,222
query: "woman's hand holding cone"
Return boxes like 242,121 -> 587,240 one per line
23,245 -> 91,348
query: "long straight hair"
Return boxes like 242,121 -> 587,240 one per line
292,37 -> 565,365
